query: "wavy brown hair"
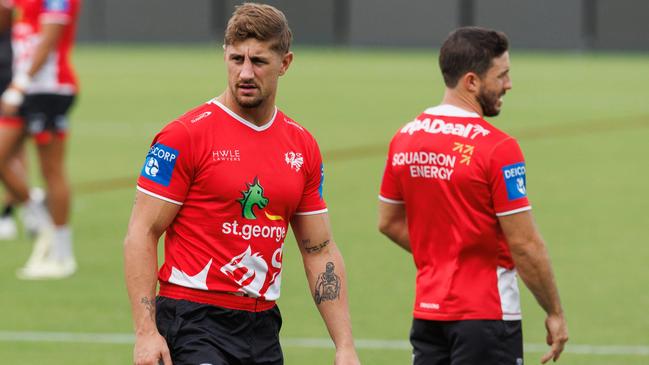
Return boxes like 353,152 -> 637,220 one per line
224,3 -> 293,54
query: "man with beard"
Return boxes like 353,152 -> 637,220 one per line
124,3 -> 359,365
378,27 -> 568,365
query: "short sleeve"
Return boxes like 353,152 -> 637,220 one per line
136,121 -> 193,205
294,136 -> 327,215
40,0 -> 74,24
379,139 -> 404,204
488,137 -> 532,216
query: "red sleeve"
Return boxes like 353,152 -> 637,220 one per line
379,138 -> 404,203
295,135 -> 327,214
40,0 -> 75,24
488,137 -> 531,216
136,121 -> 193,205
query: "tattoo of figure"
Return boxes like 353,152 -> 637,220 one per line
314,261 -> 340,304
304,239 -> 331,254
140,296 -> 156,321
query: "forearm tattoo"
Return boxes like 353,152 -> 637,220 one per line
140,296 -> 156,321
314,261 -> 340,304
302,239 -> 331,254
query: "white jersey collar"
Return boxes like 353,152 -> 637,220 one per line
423,104 -> 480,118
209,98 -> 277,132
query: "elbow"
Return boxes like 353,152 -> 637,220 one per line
378,219 -> 398,239
377,219 -> 391,237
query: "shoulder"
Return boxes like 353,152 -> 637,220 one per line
172,100 -> 221,133
277,110 -> 319,145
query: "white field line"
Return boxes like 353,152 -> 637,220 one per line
0,331 -> 648,356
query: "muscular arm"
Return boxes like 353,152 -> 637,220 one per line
499,210 -> 569,363
124,191 -> 179,365
291,213 -> 360,365
377,201 -> 411,252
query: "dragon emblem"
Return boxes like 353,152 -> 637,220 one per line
238,177 -> 268,219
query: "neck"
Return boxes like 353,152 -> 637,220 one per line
441,88 -> 483,117
217,92 -> 276,127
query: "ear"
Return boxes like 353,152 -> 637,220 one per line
462,72 -> 482,94
279,51 -> 294,76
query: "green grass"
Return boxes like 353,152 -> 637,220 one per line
0,45 -> 648,364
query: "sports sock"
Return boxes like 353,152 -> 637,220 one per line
52,225 -> 74,261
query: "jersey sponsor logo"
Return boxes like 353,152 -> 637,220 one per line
212,149 -> 240,162
221,220 -> 287,243
392,151 -> 456,181
191,111 -> 212,123
220,244 -> 284,298
284,117 -> 304,131
400,118 -> 490,139
502,162 -> 527,200
285,151 -> 304,172
140,143 -> 178,186
45,0 -> 70,12
419,302 -> 440,310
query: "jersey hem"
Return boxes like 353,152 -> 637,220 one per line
413,310 -> 522,321
159,282 -> 276,313
495,206 -> 532,217
136,186 -> 183,206
294,208 -> 328,216
378,195 -> 405,204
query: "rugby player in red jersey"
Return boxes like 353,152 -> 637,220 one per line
124,4 -> 360,365
378,27 -> 568,364
0,0 -> 81,278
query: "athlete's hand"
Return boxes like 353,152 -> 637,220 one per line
334,346 -> 361,365
1,87 -> 23,116
540,313 -> 568,363
133,331 -> 172,365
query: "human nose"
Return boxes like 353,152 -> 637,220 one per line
240,58 -> 254,80
504,76 -> 512,91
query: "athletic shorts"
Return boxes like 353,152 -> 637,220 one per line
410,318 -> 523,365
0,93 -> 75,145
156,296 -> 284,365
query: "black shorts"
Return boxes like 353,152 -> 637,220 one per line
156,296 -> 284,365
410,318 -> 523,365
19,93 -> 76,139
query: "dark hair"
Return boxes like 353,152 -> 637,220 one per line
438,27 -> 509,87
224,2 -> 292,54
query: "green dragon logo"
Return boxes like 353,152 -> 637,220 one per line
238,177 -> 269,219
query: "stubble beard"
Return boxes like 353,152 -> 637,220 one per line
235,94 -> 264,109
477,87 -> 503,117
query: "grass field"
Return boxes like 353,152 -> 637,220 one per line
1,45 -> 648,364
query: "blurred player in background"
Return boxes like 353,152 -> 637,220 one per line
378,27 -> 568,364
124,3 -> 360,365
0,0 -> 34,241
0,0 -> 17,239
0,0 -> 81,279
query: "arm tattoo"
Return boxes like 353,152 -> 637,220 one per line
314,261 -> 340,304
140,296 -> 156,321
304,239 -> 331,254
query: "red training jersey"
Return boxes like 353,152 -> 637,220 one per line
380,104 -> 531,321
137,99 -> 327,311
11,0 -> 80,94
